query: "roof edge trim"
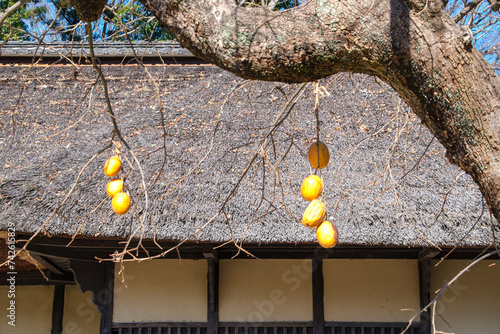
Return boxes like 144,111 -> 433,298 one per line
0,41 -> 195,58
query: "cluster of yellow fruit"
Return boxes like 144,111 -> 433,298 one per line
300,142 -> 339,248
104,156 -> 131,215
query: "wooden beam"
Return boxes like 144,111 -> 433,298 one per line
0,271 -> 75,285
30,253 -> 64,275
203,248 -> 218,261
51,285 -> 65,334
22,235 -> 489,261
418,248 -> 440,262
312,259 -> 324,334
69,260 -> 114,334
418,259 -> 431,334
204,252 -> 219,334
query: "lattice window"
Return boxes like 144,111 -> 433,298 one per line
325,322 -> 422,334
113,322 -> 421,334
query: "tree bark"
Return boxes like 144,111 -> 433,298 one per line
139,0 -> 500,223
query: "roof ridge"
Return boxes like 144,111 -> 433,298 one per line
0,40 -> 194,58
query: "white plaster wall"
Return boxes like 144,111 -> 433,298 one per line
0,285 -> 54,334
113,259 -> 207,322
323,259 -> 419,322
430,259 -> 500,334
219,259 -> 313,322
63,285 -> 100,334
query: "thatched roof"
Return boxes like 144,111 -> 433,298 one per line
0,43 -> 497,249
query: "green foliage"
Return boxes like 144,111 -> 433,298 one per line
1,0 -> 173,42
0,0 -> 45,41
46,0 -> 174,41
37,0 -> 83,41
105,2 -> 174,41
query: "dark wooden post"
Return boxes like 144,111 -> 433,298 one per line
69,260 -> 115,334
418,259 -> 431,334
312,258 -> 325,334
418,248 -> 438,334
204,251 -> 219,334
51,285 -> 65,334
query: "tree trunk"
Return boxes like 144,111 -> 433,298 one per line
139,0 -> 500,222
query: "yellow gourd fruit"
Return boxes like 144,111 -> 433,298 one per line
112,192 -> 131,215
316,220 -> 338,248
104,156 -> 122,177
106,179 -> 124,198
302,199 -> 326,228
308,141 -> 330,169
300,175 -> 323,201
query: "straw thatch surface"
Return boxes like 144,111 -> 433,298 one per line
0,62 -> 496,247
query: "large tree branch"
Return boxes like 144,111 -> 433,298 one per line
140,0 -> 500,223
140,0 -> 396,81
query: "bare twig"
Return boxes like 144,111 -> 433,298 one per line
454,0 -> 484,23
402,247 -> 500,333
